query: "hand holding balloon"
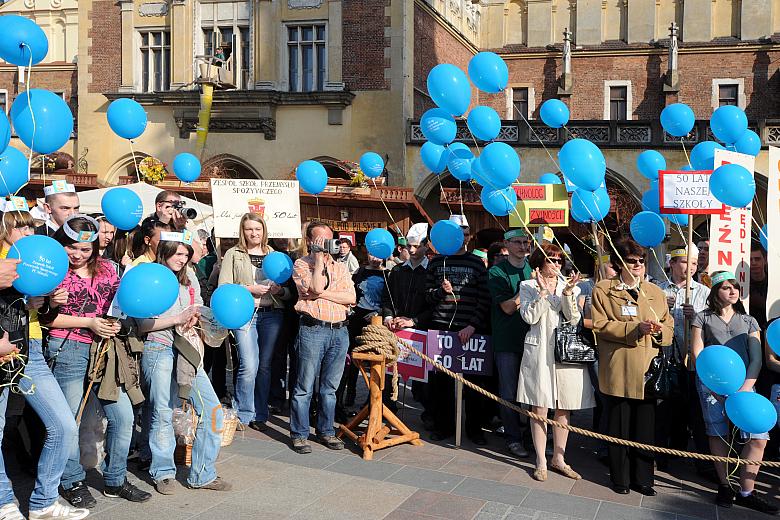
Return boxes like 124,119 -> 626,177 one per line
89,317 -> 121,339
0,259 -> 20,290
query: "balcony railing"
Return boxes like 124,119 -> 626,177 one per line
408,119 -> 780,149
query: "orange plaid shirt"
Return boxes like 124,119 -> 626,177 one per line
293,254 -> 356,323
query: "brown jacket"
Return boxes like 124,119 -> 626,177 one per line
591,278 -> 674,400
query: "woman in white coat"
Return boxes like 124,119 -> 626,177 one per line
517,243 -> 595,482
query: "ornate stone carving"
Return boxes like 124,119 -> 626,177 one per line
528,126 -> 560,143
139,2 -> 169,16
51,0 -> 62,8
24,0 -> 36,8
175,116 -> 276,140
617,126 -> 651,143
664,127 -> 698,143
569,126 -> 610,143
767,126 -> 780,145
288,0 -> 323,8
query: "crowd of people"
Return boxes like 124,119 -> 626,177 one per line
0,183 -> 777,519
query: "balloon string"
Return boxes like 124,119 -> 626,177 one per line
370,178 -> 402,236
650,248 -> 672,284
465,182 -> 505,232
23,46 -> 35,192
315,195 -> 320,219
437,175 -> 453,216
680,138 -> 693,169
128,140 -> 141,184
511,102 -> 562,173
458,181 -> 464,216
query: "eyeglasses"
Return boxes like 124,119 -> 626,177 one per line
546,257 -> 564,265
624,257 -> 646,265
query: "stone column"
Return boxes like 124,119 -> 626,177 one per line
254,0 -> 278,90
575,0 -> 601,46
682,0 -> 712,42
741,0 -> 773,40
324,0 -> 344,91
527,0 -> 553,48
118,0 -> 135,92
627,0 -> 655,43
478,0 -> 506,50
169,0 -> 189,89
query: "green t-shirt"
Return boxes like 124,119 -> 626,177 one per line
488,259 -> 532,353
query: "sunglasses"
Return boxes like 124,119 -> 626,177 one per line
624,257 -> 646,265
546,257 -> 564,265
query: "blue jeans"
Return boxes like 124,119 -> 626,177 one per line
495,351 -> 526,445
0,341 -> 77,510
141,340 -> 223,487
290,323 -> 349,439
233,309 -> 284,424
45,337 -> 136,488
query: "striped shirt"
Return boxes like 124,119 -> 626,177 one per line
425,253 -> 490,332
293,254 -> 356,323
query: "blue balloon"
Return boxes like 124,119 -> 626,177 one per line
117,263 -> 180,318
710,163 -> 755,208
360,152 -> 384,179
479,142 -> 520,189
420,108 -> 457,145
466,106 -> 501,141
430,220 -> 464,256
296,160 -> 328,195
211,284 -> 254,329
660,103 -> 695,138
725,392 -> 776,435
571,187 -> 610,223
630,211 -> 666,247
173,153 -> 201,183
262,251 -> 294,284
481,186 -> 517,217
681,164 -> 693,171
650,179 -> 659,191
426,64 -> 472,117
6,235 -> 68,296
767,319 -> 780,356
0,111 -> 10,155
558,139 -> 606,192
664,212 -> 689,226
101,188 -> 144,230
711,105 -> 748,145
641,188 -> 660,214
696,345 -> 746,396
10,89 -> 73,154
636,150 -> 667,180
467,52 -> 508,94
760,224 -> 768,252
0,15 -> 48,66
365,228 -> 395,259
690,141 -> 725,171
447,147 -> 474,182
106,98 -> 147,140
421,141 -> 448,174
470,156 -> 490,186
735,129 -> 761,157
0,147 -> 29,197
539,173 -> 562,184
539,99 -> 570,129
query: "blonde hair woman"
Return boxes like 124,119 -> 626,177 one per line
218,213 -> 290,431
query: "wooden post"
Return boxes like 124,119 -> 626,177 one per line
684,215 -> 694,359
454,380 -> 463,448
592,221 -> 604,280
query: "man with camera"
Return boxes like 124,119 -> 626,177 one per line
152,191 -> 196,231
290,221 -> 356,454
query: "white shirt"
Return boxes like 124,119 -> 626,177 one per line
656,278 -> 709,349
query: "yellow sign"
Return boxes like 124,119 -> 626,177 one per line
318,219 -> 387,232
509,183 -> 570,228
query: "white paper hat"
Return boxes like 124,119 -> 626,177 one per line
406,223 -> 428,244
448,214 -> 469,228
43,180 -> 76,196
3,196 -> 29,213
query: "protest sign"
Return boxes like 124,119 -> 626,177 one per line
768,146 -> 780,320
392,329 -> 428,382
211,179 -> 301,239
658,170 -> 724,214
426,330 -> 493,376
509,183 -> 570,227
708,149 -> 755,303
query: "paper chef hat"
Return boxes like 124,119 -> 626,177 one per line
43,180 -> 76,197
406,223 -> 428,245
3,196 -> 29,213
449,214 -> 469,228
669,244 -> 699,259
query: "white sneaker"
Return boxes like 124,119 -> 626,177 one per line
28,501 -> 89,520
0,503 -> 25,520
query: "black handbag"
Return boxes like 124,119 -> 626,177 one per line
644,337 -> 686,400
554,314 -> 597,364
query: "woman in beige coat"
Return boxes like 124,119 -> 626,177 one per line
591,237 -> 672,497
517,243 -> 594,482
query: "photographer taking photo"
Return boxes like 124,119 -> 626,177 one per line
152,191 -> 196,231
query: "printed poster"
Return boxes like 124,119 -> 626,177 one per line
210,178 -> 301,239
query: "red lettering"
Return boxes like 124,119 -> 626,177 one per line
717,251 -> 732,266
718,227 -> 731,244
739,228 -> 747,239
739,213 -> 747,225
516,186 -> 547,200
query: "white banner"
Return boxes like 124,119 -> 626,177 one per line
708,149 -> 755,304
210,179 -> 302,239
659,170 -> 723,214
768,146 -> 780,320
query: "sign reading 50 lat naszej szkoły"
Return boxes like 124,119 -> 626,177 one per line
211,179 -> 302,239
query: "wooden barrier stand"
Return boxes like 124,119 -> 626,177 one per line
337,317 -> 423,460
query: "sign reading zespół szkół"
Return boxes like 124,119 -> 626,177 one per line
426,330 -> 493,376
211,179 -> 302,239
658,170 -> 724,214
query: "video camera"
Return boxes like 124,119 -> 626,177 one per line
310,238 -> 340,255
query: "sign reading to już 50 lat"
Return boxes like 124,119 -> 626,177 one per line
509,183 -> 570,227
658,170 -> 724,214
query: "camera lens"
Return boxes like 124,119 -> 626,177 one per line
181,207 -> 197,219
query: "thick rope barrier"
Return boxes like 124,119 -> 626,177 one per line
358,323 -> 780,467
354,325 -> 400,401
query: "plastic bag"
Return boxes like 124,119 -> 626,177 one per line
172,406 -> 197,445
79,394 -> 107,469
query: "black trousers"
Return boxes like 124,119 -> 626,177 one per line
430,371 -> 492,438
605,394 -> 656,488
